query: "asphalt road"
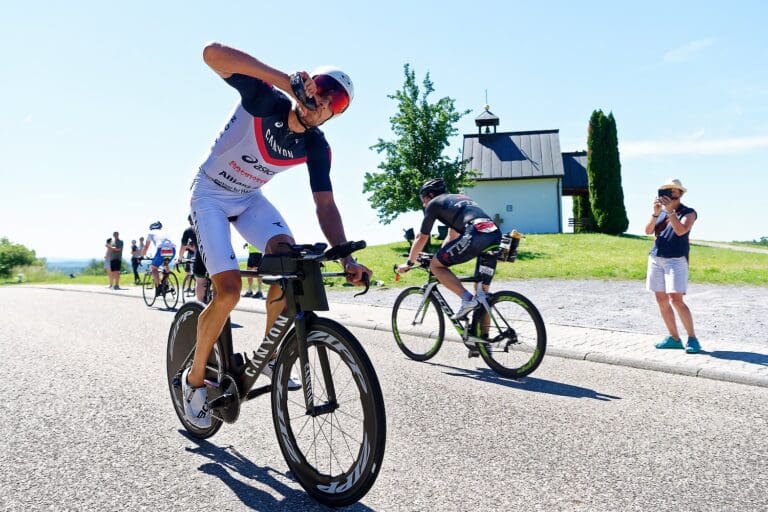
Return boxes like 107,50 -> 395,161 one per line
1,287 -> 767,511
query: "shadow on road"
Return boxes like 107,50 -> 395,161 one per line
425,361 -> 621,401
181,431 -> 376,511
708,350 -> 768,366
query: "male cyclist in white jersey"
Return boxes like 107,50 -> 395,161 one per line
141,221 -> 177,296
182,42 -> 371,428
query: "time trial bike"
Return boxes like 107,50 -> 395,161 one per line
167,241 -> 386,507
391,241 -> 546,379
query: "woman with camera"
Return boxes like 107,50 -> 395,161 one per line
644,178 -> 700,354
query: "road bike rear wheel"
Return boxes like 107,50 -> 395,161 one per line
391,286 -> 445,361
166,302 -> 224,439
476,291 -> 546,378
272,317 -> 386,507
163,272 -> 180,309
142,272 -> 156,307
182,274 -> 196,304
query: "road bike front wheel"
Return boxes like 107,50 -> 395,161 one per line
166,302 -> 224,439
142,272 -> 156,307
163,272 -> 180,310
476,291 -> 546,378
391,286 -> 445,361
271,317 -> 386,508
182,274 -> 196,304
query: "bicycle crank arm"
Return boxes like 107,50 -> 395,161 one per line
244,384 -> 271,401
208,393 -> 236,409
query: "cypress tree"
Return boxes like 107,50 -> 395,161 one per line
587,110 -> 628,235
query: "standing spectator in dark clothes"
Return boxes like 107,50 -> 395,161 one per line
109,231 -> 124,290
130,240 -> 142,284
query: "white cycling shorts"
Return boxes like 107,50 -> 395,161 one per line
190,172 -> 293,277
646,255 -> 689,294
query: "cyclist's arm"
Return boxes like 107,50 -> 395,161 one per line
313,191 -> 355,265
406,233 -> 430,264
203,42 -> 291,93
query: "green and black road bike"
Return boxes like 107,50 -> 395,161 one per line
392,241 -> 546,379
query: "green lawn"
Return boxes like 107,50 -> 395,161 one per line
5,233 -> 768,287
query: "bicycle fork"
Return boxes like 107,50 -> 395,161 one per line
295,311 -> 339,417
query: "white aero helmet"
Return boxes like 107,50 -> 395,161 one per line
310,66 -> 354,115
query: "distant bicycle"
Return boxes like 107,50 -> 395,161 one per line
391,238 -> 546,379
141,257 -> 179,309
167,241 -> 386,507
176,258 -> 212,304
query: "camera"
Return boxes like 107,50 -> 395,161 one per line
658,188 -> 674,198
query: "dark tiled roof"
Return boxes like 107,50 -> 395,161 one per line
562,151 -> 588,192
463,129 -> 564,180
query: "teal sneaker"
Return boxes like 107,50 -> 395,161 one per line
655,336 -> 683,349
685,337 -> 701,354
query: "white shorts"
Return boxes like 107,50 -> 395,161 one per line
190,172 -> 293,277
646,255 -> 689,294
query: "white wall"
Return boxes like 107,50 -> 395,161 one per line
464,178 -> 562,234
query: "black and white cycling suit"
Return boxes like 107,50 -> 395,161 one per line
191,74 -> 333,276
420,194 -> 501,266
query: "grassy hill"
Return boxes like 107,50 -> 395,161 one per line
352,233 -> 768,287
4,234 -> 768,287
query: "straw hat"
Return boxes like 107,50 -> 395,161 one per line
659,178 -> 687,194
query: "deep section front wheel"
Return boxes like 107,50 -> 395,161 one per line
391,286 -> 445,361
142,272 -> 156,307
271,317 -> 386,508
166,302 -> 224,439
163,272 -> 180,310
476,290 -> 547,378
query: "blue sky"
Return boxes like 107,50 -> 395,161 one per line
2,1 -> 767,259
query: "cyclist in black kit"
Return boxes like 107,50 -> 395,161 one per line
397,178 -> 502,320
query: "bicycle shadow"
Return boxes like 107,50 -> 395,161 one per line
180,431 -> 376,511
707,350 -> 768,366
423,361 -> 621,401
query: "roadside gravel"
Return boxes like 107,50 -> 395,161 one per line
327,278 -> 768,348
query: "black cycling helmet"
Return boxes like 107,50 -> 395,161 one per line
419,178 -> 447,198
149,221 -> 162,230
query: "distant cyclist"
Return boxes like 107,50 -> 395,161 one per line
177,214 -> 208,301
397,178 -> 501,320
181,42 -> 371,428
141,221 -> 177,296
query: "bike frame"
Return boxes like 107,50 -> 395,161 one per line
212,267 -> 349,417
409,258 -> 511,343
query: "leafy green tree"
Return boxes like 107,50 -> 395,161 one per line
363,64 -> 475,224
587,110 -> 629,235
0,237 -> 38,279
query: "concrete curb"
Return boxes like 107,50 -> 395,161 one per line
20,284 -> 768,389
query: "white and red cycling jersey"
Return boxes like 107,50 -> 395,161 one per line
191,74 -> 335,277
197,74 -> 332,194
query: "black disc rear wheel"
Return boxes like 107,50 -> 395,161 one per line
166,302 -> 224,439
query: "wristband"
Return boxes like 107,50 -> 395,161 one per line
406,260 -> 414,267
652,214 -> 659,218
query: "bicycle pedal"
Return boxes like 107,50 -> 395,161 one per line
467,349 -> 480,358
